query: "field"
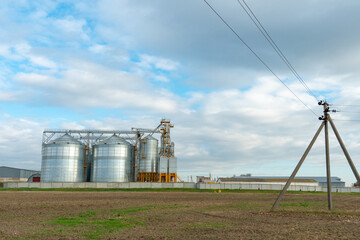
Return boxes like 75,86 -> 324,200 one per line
0,189 -> 360,239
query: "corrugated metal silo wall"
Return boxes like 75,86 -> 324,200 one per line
91,137 -> 133,182
41,142 -> 85,182
139,137 -> 158,173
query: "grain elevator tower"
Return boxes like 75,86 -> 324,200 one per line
158,119 -> 177,182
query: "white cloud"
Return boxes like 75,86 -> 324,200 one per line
89,44 -> 108,54
139,54 -> 179,71
0,45 -> 11,58
13,59 -> 180,113
0,42 -> 57,69
0,114 -> 46,170
0,91 -> 20,102
15,73 -> 50,85
54,17 -> 89,41
153,75 -> 169,83
59,122 -> 85,130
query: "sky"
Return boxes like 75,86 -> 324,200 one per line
1,0 -> 360,186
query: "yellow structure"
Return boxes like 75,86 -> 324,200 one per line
158,119 -> 177,183
138,172 -> 158,182
138,119 -> 177,183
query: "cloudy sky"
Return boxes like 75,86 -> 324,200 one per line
1,0 -> 360,185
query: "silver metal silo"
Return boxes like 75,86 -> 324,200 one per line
41,134 -> 85,182
139,136 -> 158,173
91,135 -> 133,182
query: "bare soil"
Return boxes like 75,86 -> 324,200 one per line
0,190 -> 360,239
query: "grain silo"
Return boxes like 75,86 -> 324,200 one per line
91,135 -> 133,182
41,134 -> 85,182
138,136 -> 159,182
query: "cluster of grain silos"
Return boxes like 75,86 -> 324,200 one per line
40,119 -> 177,183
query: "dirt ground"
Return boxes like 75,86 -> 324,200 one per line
0,190 -> 360,239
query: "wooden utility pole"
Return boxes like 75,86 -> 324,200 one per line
271,101 -> 360,211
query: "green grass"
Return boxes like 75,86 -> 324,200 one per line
279,202 -> 310,207
275,201 -> 360,216
277,201 -> 332,212
78,210 -> 96,218
46,206 -> 149,239
42,204 -> 191,239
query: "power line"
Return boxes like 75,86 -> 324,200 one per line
241,0 -> 316,100
335,110 -> 360,113
332,119 -> 360,122
332,104 -> 360,107
203,0 -> 319,117
237,0 -> 318,102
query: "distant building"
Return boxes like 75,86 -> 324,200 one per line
0,166 -> 40,182
196,176 -> 212,183
218,175 -> 345,187
218,177 -> 318,186
304,177 -> 345,187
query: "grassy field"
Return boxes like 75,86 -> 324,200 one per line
0,189 -> 360,239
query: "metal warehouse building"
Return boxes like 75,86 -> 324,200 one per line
218,175 -> 345,187
0,166 -> 40,182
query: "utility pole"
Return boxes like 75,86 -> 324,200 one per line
271,100 -> 360,211
323,101 -> 332,210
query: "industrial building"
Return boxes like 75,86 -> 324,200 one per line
218,175 -> 345,187
196,176 -> 212,183
0,166 -> 40,182
40,119 -> 178,183
217,177 -> 318,186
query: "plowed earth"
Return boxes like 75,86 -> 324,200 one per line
0,190 -> 360,239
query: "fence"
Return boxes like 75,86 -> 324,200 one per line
3,182 -> 360,193
196,183 -> 360,193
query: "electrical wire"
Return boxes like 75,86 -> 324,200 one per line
332,119 -> 360,122
332,105 -> 360,107
335,110 -> 360,113
203,0 -> 319,117
237,0 -> 318,102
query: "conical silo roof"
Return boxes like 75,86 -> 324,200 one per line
100,135 -> 130,145
52,134 -> 83,145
